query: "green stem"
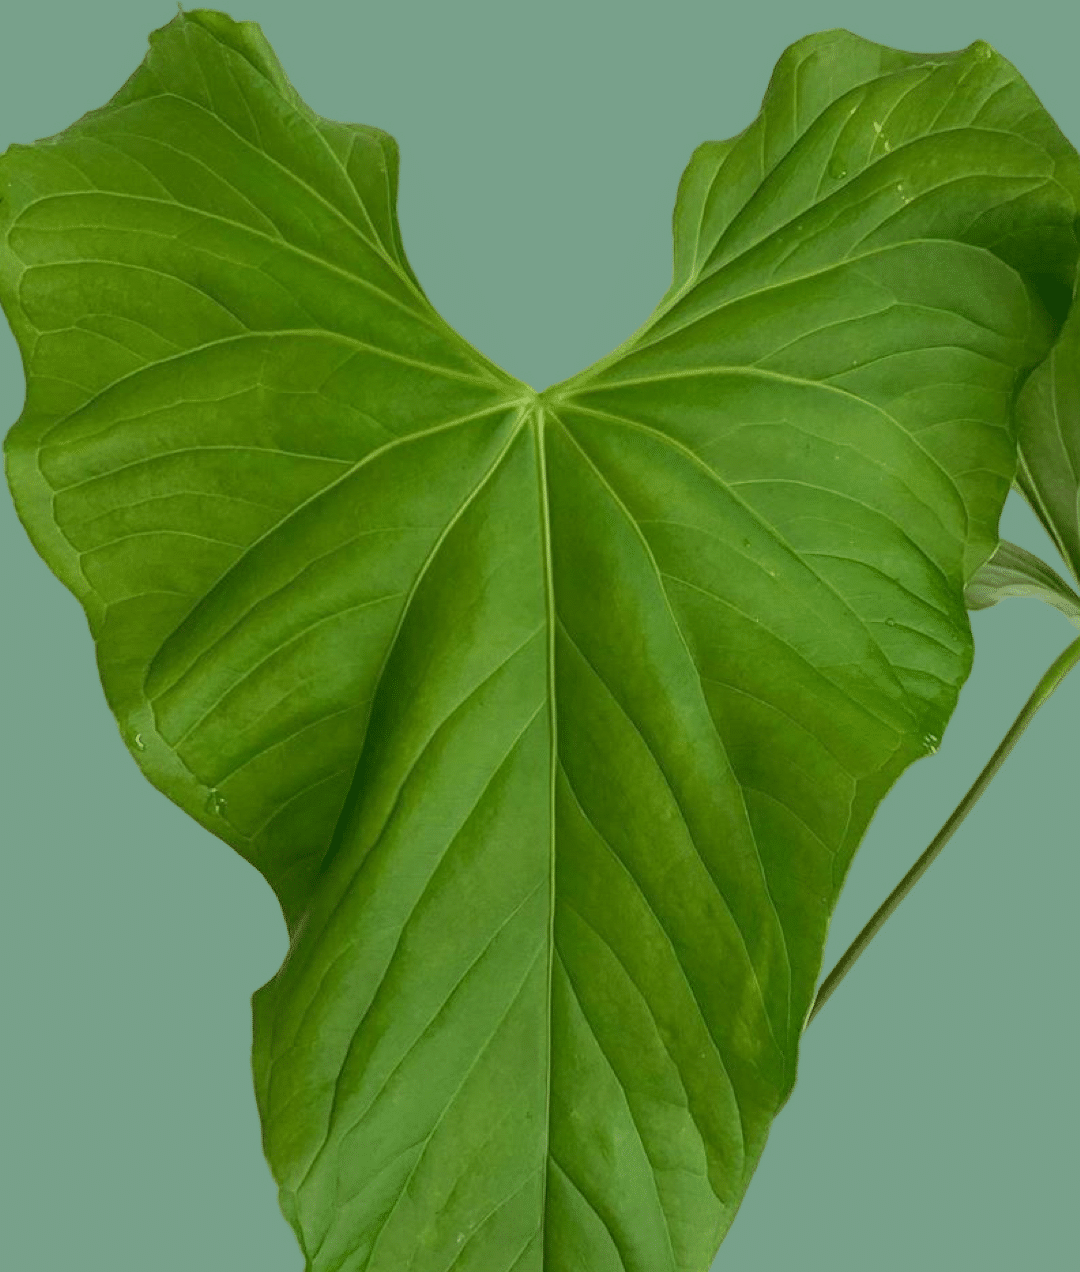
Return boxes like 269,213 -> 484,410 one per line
807,634 -> 1080,1028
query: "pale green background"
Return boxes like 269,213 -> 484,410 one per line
1,1 -> 1077,1268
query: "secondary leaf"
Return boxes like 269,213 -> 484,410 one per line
965,539 -> 1080,626
970,276 -> 1080,631
1013,280 -> 1080,585
3,13 -> 1079,1270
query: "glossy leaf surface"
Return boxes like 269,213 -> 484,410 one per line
3,13 -> 1079,1270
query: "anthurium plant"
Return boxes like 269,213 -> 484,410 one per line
2,11 -> 1077,1270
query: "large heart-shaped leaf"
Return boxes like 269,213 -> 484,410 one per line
4,13 -> 1079,1270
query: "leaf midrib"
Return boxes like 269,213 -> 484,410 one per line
534,401 -> 559,1268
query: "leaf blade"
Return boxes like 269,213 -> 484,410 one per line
4,14 -> 1080,1272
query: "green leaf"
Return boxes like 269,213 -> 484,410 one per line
1014,282 -> 1080,586
965,538 -> 1080,626
3,13 -> 1078,1270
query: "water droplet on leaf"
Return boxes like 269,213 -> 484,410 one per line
205,789 -> 227,816
133,732 -> 146,751
871,120 -> 894,153
827,155 -> 848,180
